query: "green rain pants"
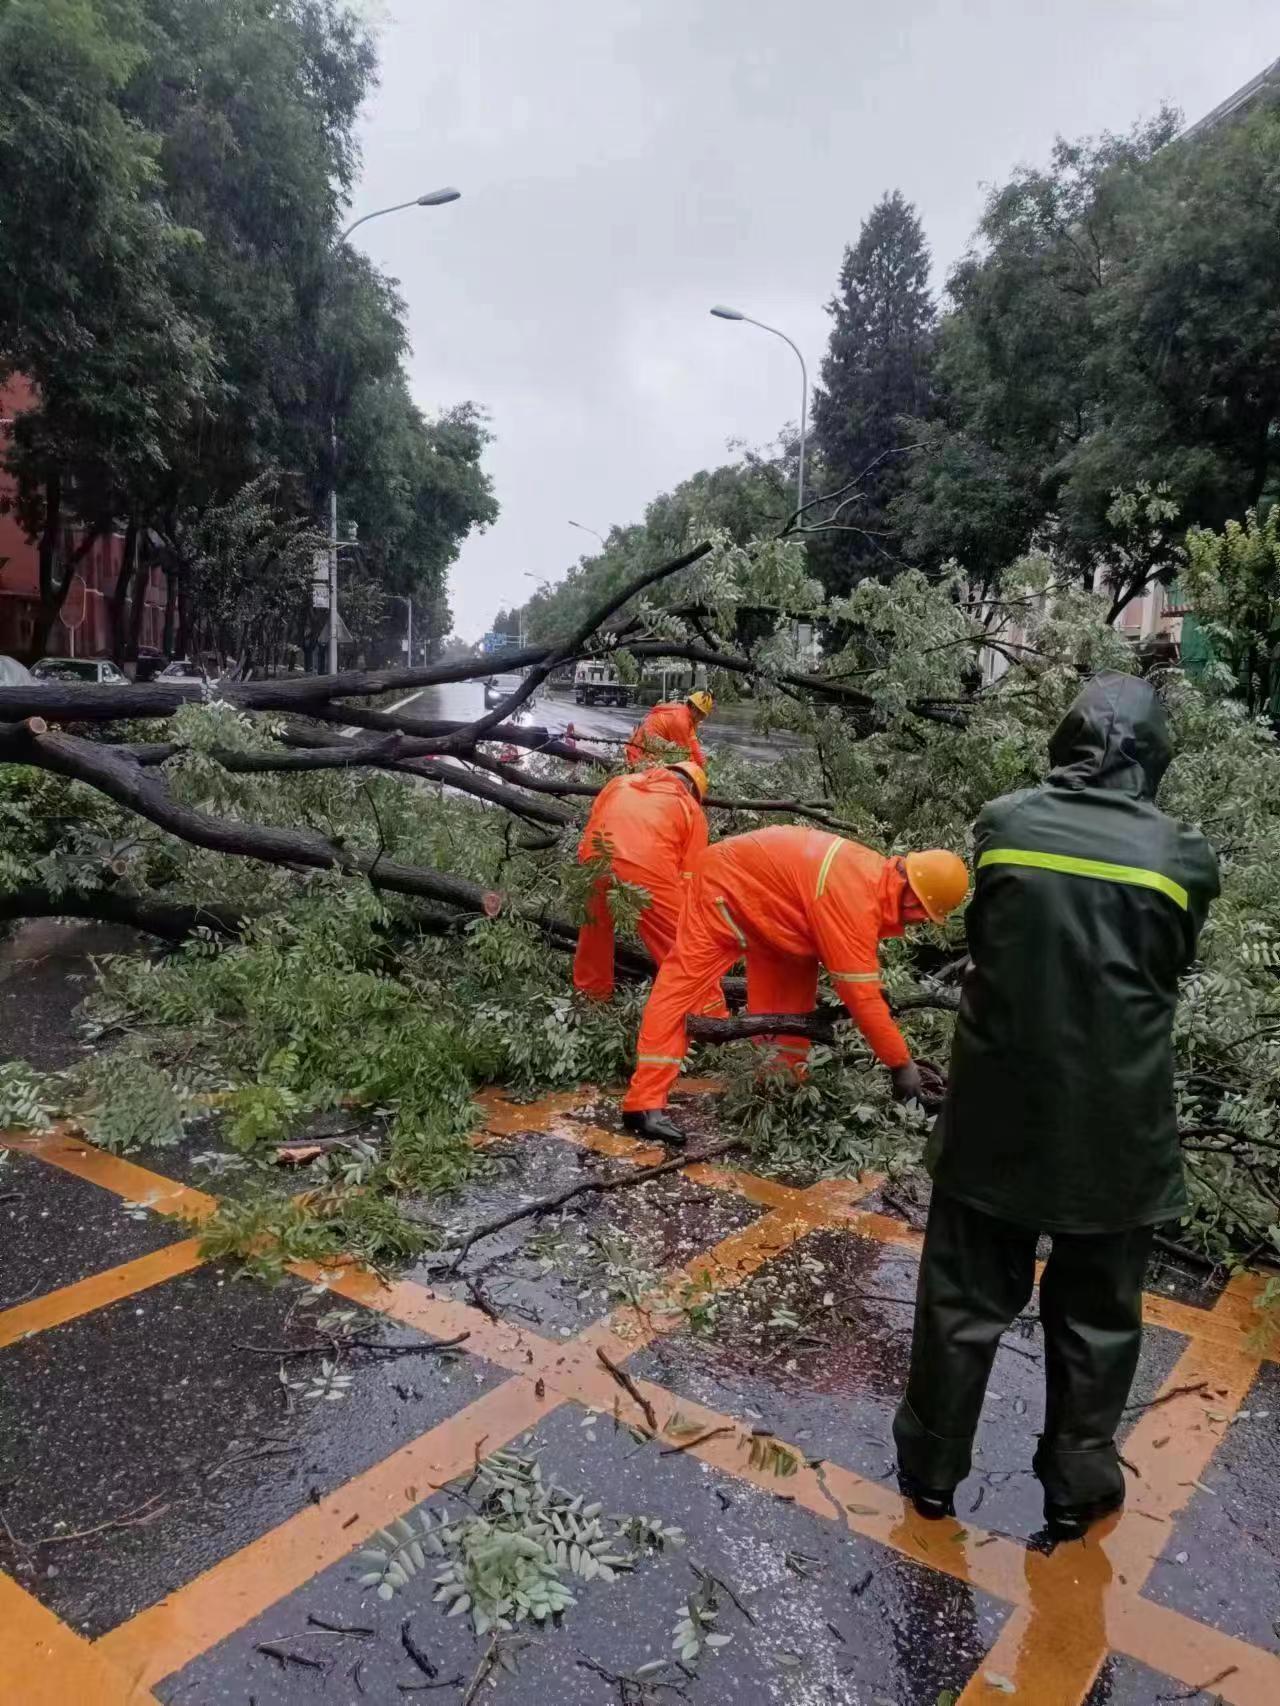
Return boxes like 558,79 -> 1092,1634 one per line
892,1189 -> 1154,1507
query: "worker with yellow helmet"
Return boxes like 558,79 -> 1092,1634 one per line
573,761 -> 716,1003
621,826 -> 968,1143
625,689 -> 714,770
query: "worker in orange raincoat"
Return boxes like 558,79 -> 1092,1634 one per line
625,690 -> 713,770
620,826 -> 969,1144
573,761 -> 712,1001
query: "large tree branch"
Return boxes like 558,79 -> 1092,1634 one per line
614,638 -> 966,727
0,650 -> 557,726
302,706 -> 598,766
687,986 -> 961,1045
0,885 -> 247,943
115,732 -> 577,827
0,726 -> 640,966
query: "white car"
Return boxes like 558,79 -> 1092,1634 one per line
484,671 -> 531,711
158,658 -> 221,685
31,657 -> 129,685
0,655 -> 34,686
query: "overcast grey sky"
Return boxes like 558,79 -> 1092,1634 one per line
351,2 -> 1277,640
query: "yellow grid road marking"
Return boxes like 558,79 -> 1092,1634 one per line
0,1570 -> 161,1705
0,1238 -> 204,1350
4,1089 -> 1279,1706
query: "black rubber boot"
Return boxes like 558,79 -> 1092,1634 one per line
1043,1489 -> 1125,1542
621,1109 -> 685,1146
896,1469 -> 956,1521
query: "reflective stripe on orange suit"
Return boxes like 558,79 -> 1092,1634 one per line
572,769 -> 709,1000
623,825 -> 912,1111
624,702 -> 707,770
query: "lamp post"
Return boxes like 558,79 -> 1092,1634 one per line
709,305 -> 808,517
568,519 -> 606,548
326,187 -> 461,674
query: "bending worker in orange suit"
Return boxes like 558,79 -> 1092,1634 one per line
573,761 -> 713,1001
620,826 -> 969,1143
625,689 -> 713,770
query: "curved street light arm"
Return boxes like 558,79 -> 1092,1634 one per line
741,317 -> 808,517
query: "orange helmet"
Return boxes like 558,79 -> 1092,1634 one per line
687,689 -> 714,717
904,850 -> 969,924
669,760 -> 708,799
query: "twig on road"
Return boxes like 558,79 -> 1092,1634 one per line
235,1332 -> 471,1360
6,1493 -> 171,1549
659,1426 -> 734,1456
256,1642 -> 328,1671
596,1349 -> 658,1433
1122,1381 -> 1211,1415
459,1636 -> 499,1706
400,1616 -> 437,1680
439,1137 -> 744,1272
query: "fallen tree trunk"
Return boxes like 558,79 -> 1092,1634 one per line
688,988 -> 961,1044
0,886 -> 247,943
689,1011 -> 846,1045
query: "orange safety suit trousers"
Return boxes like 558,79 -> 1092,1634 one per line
622,875 -> 818,1112
573,875 -> 685,1001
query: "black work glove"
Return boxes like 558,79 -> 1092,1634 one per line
890,1061 -> 925,1105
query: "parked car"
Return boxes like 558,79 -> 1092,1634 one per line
157,656 -> 223,685
573,660 -> 629,707
31,657 -> 129,685
484,671 -> 530,711
0,655 -> 34,686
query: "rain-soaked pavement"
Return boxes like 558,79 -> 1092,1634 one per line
3,924 -> 1280,1704
390,679 -> 805,768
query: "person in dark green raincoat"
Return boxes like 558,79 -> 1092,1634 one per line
894,672 -> 1219,1538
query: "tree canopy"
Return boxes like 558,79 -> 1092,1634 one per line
897,98 -> 1280,605
810,189 -> 936,589
0,0 -> 495,664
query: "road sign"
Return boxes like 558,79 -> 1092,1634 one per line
311,550 -> 330,609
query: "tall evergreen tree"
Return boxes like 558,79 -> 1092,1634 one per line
810,190 -> 936,589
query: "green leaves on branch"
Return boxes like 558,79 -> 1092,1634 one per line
354,1450 -> 683,1642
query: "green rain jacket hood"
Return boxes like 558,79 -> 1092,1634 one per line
928,673 -> 1220,1233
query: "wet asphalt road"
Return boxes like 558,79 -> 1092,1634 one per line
2,942 -> 1279,1702
400,679 -> 805,768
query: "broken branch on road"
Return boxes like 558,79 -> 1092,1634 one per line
439,1138 -> 745,1271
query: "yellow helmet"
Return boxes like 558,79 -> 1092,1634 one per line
904,850 -> 969,923
687,689 -> 714,717
669,760 -> 708,799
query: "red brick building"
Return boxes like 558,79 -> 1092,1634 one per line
0,376 -> 167,661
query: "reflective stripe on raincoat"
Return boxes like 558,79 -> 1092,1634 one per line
929,672 -> 1220,1233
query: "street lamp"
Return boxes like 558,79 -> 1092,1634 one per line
568,519 -> 606,548
709,304 -> 809,517
326,187 -> 461,673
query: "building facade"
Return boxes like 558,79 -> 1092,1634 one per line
0,376 -> 167,661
